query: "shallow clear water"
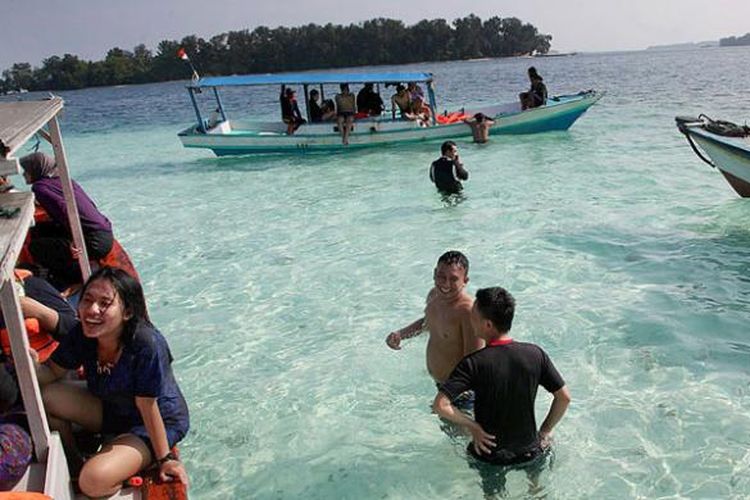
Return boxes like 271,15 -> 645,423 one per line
6,46 -> 750,498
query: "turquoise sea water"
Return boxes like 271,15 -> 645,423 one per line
5,46 -> 750,498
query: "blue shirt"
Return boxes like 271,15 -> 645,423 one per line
51,322 -> 189,438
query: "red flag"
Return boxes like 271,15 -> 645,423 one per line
177,48 -> 189,60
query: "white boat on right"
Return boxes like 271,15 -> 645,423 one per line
676,115 -> 750,197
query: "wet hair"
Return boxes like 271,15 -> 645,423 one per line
20,152 -> 57,182
285,88 -> 295,97
310,89 -> 319,96
440,140 -> 457,155
340,83 -> 349,92
528,66 -> 543,81
436,250 -> 469,273
474,112 -> 486,122
475,287 -> 515,333
396,84 -> 406,93
80,267 -> 150,345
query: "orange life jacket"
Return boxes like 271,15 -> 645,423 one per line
0,270 -> 60,363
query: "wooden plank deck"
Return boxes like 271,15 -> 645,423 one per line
0,98 -> 64,176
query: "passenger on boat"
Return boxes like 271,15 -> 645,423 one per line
356,83 -> 384,116
407,81 -> 425,105
0,363 -> 32,492
18,152 -> 140,291
391,84 -> 412,119
35,267 -> 189,498
335,84 -> 356,145
0,270 -> 77,364
429,141 -> 469,195
411,95 -> 432,124
309,89 -> 336,123
463,113 -> 496,144
519,67 -> 547,110
280,85 -> 306,134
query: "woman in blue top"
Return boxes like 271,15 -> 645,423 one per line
35,267 -> 189,497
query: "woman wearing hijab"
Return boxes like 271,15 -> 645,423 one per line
19,152 -> 138,290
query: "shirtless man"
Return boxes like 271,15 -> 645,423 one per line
391,84 -> 412,120
463,113 -> 496,144
385,251 -> 484,384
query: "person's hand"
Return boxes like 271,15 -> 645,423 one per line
539,430 -> 553,450
385,331 -> 402,350
469,423 -> 496,456
159,459 -> 189,486
70,244 -> 82,260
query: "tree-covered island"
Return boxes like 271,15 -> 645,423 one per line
1,15 -> 551,93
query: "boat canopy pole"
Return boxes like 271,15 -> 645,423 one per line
48,116 -> 91,281
303,84 -> 311,122
188,88 -> 206,133
320,84 -> 324,103
427,82 -> 437,126
212,87 -> 227,122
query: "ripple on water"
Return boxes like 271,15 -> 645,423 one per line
32,47 -> 750,498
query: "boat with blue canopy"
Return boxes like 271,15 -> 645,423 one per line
178,70 -> 603,156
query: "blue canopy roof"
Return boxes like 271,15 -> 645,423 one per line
189,71 -> 433,88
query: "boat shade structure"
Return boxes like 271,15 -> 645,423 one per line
189,71 -> 434,88
0,97 -> 87,498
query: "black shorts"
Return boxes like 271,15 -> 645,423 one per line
468,442 -> 546,467
337,111 -> 354,118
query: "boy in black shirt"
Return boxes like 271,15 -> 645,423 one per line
433,287 -> 570,479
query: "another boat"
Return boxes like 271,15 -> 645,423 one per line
0,98 -> 187,499
178,71 -> 603,156
676,115 -> 750,197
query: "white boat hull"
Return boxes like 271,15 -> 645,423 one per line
681,124 -> 750,197
179,91 -> 603,156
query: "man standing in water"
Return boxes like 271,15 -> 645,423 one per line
463,113 -> 496,144
429,141 -> 468,195
433,287 -> 571,494
385,251 -> 484,388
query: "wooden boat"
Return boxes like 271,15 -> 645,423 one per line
178,71 -> 603,156
0,98 -> 187,499
676,115 -> 750,197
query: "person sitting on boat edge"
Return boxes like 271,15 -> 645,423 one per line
356,83 -> 384,117
309,89 -> 336,123
18,152 -> 140,292
35,267 -> 189,497
429,141 -> 468,195
411,95 -> 432,125
280,85 -> 306,134
433,287 -> 570,497
391,84 -> 412,119
463,113 -> 496,144
519,67 -> 547,110
335,83 -> 356,145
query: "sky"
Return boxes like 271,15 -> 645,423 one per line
2,0 -> 749,70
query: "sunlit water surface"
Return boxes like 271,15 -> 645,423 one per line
5,47 -> 750,498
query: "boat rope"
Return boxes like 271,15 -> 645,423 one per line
675,116 -> 715,169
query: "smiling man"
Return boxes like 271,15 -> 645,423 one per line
386,251 -> 484,386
